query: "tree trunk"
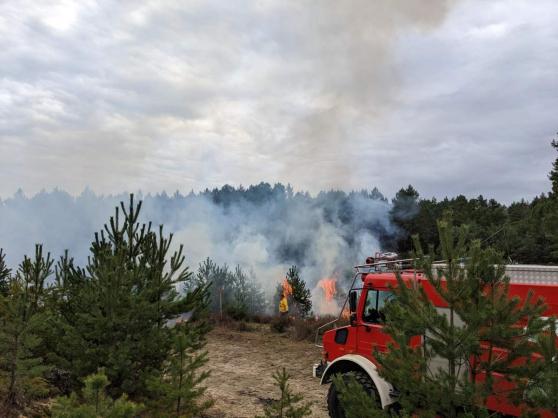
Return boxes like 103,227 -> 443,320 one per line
176,349 -> 184,417
5,333 -> 20,408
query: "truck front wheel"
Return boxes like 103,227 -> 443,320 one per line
327,370 -> 380,418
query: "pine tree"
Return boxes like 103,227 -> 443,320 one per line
148,269 -> 212,417
376,216 -> 545,417
549,135 -> 558,197
390,185 -> 420,254
542,137 -> 558,261
51,369 -> 142,418
191,259 -> 265,318
258,368 -> 312,418
226,264 -> 250,320
191,258 -> 233,315
0,245 -> 53,412
245,270 -> 266,316
523,317 -> 558,415
49,194 -> 206,398
192,258 -> 217,291
0,249 -> 10,297
147,322 -> 213,417
286,266 -> 312,318
230,265 -> 266,318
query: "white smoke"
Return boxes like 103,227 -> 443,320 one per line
0,187 -> 397,314
165,195 -> 378,315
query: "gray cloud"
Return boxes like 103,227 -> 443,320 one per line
0,0 -> 557,202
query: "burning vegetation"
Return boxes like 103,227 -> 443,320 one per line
282,278 -> 293,298
313,277 -> 343,316
318,278 -> 337,302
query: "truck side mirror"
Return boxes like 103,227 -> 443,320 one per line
349,290 -> 357,313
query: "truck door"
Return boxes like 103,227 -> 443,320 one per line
356,288 -> 393,362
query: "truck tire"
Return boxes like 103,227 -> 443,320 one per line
327,370 -> 380,418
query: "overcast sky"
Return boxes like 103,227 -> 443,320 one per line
1,0 -> 557,203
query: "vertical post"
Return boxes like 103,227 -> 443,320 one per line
219,286 -> 223,321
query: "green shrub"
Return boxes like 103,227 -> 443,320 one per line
225,304 -> 249,321
0,246 -> 53,413
51,370 -> 142,418
291,317 -> 334,342
257,368 -> 311,418
49,195 -> 208,399
145,324 -> 213,418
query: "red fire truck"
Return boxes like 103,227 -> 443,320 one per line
314,254 -> 558,417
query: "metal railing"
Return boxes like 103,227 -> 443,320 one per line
354,257 -> 418,274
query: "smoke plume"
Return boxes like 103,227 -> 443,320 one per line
266,0 -> 457,188
0,185 -> 396,314
0,0 -> 458,197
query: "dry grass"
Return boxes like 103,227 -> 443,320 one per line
202,322 -> 328,418
290,316 -> 336,342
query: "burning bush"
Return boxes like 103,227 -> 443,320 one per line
315,278 -> 339,316
273,265 -> 312,318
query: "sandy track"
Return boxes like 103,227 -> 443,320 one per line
202,324 -> 329,418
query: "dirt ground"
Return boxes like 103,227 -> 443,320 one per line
202,323 -> 329,418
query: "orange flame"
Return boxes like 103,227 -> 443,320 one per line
318,278 -> 337,302
282,278 -> 293,297
341,306 -> 351,320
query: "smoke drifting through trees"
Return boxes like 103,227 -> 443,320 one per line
0,184 -> 395,314
4,172 -> 558,315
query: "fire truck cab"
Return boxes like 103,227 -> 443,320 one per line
313,254 -> 558,418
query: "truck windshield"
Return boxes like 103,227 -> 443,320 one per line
362,289 -> 394,324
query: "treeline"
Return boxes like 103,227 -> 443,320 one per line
3,152 -> 558,271
387,139 -> 558,264
389,185 -> 558,264
201,181 -> 558,265
0,184 -> 393,271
